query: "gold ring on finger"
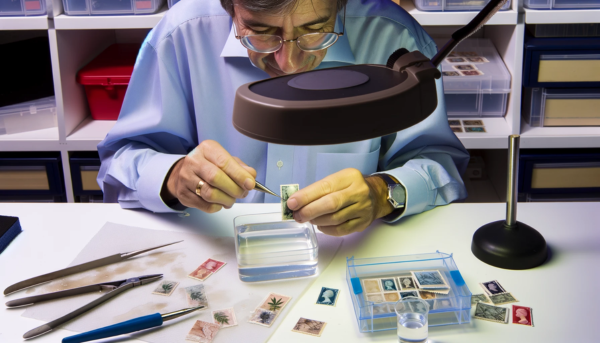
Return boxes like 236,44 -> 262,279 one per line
195,179 -> 205,197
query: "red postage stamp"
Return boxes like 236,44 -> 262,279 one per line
512,305 -> 533,326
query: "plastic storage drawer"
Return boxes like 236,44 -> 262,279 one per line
523,35 -> 600,88
0,97 -> 57,135
439,38 -> 511,117
63,0 -> 164,15
77,44 -> 140,120
0,0 -> 46,16
523,88 -> 600,127
0,152 -> 65,202
346,252 -> 471,333
518,149 -> 600,202
524,0 -> 600,9
70,152 -> 103,203
414,0 -> 511,11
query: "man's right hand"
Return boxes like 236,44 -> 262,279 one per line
161,140 -> 257,213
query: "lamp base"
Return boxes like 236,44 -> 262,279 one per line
471,220 -> 548,270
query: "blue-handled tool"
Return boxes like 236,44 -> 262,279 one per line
62,306 -> 205,343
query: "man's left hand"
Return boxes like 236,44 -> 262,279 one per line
286,168 -> 394,236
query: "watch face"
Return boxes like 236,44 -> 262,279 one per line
391,185 -> 405,206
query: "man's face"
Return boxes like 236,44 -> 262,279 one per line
233,0 -> 337,77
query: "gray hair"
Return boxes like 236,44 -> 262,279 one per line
220,0 -> 348,17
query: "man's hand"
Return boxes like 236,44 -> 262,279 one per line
161,140 -> 257,213
286,169 -> 395,236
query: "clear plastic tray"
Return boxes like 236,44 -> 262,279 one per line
527,23 -> 600,37
0,0 -> 46,16
0,96 -> 56,135
62,0 -> 164,15
438,38 -> 511,118
414,0 -> 511,11
346,251 -> 471,333
524,0 -> 600,9
523,88 -> 600,127
234,213 -> 318,282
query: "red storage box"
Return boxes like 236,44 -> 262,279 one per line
77,44 -> 141,120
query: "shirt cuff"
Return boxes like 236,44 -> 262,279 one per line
137,153 -> 186,213
374,167 -> 433,223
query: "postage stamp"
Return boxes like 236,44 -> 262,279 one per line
183,284 -> 209,308
471,293 -> 491,305
151,280 -> 179,296
381,278 -> 398,291
281,184 -> 299,220
463,120 -> 484,126
448,120 -> 461,126
366,293 -> 385,303
249,308 -> 277,327
489,292 -> 518,305
460,70 -> 484,76
185,320 -> 220,343
418,290 -> 437,300
451,126 -> 464,133
442,71 -> 461,77
212,308 -> 237,328
362,279 -> 382,294
465,126 -> 486,133
466,56 -> 489,63
399,291 -> 418,299
411,270 -> 448,289
410,301 -> 429,313
421,288 -> 450,294
452,64 -> 477,71
383,292 -> 400,302
258,292 -> 292,314
473,302 -> 509,324
480,280 -> 507,295
292,318 -> 327,337
188,258 -> 227,281
398,276 -> 417,291
372,303 -> 391,315
433,298 -> 453,310
316,287 -> 340,306
446,57 -> 467,63
512,305 -> 534,326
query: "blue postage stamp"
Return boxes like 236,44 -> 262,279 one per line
316,287 -> 340,306
381,278 -> 398,291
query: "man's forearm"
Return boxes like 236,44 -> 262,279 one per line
365,175 -> 396,220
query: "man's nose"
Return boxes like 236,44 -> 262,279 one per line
274,41 -> 304,74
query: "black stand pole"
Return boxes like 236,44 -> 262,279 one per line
471,135 -> 548,269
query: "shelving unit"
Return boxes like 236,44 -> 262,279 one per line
1,0 -> 599,203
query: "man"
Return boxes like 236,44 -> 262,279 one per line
97,0 -> 469,236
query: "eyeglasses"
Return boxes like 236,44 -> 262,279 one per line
234,6 -> 345,53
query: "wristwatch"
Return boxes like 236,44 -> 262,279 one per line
377,173 -> 406,219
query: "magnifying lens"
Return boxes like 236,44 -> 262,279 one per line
232,0 -> 509,145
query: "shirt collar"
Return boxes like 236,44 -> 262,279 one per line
220,13 -> 355,65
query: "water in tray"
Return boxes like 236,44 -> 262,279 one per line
397,313 -> 428,343
236,221 -> 318,282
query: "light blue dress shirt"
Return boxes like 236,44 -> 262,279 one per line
97,0 -> 469,222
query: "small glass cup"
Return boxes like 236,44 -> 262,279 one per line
394,297 -> 429,343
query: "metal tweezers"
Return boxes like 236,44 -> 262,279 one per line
6,274 -> 163,340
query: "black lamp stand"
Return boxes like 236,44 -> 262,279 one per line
471,135 -> 548,269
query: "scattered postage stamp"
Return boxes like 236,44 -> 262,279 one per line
460,70 -> 484,76
281,184 -> 299,220
398,276 -> 417,291
258,292 -> 292,314
362,279 -> 382,294
473,302 -> 509,324
463,120 -> 484,126
383,292 -> 400,302
185,320 -> 220,343
446,57 -> 467,63
480,280 -> 507,295
465,126 -> 486,133
453,64 -> 477,71
372,303 -> 391,315
292,318 -> 327,337
366,293 -> 385,303
466,56 -> 489,63
442,71 -> 461,77
512,305 -> 534,326
399,291 -> 418,299
188,258 -> 227,281
151,280 -> 179,296
381,278 -> 398,291
448,120 -> 461,126
489,292 -> 518,305
418,290 -> 437,300
212,308 -> 237,328
249,308 -> 277,327
451,126 -> 464,133
316,287 -> 340,306
183,284 -> 209,308
411,270 -> 448,289
471,293 -> 491,305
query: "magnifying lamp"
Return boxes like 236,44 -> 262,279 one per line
232,0 -> 510,145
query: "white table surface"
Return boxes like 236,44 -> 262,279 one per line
1,202 -> 599,343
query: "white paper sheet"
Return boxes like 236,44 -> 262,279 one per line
21,222 -> 342,343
